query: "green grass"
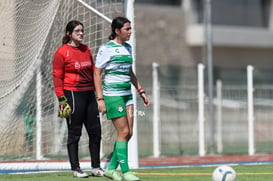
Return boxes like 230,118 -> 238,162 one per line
1,165 -> 273,181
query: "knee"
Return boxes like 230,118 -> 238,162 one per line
120,128 -> 134,141
67,128 -> 82,144
119,127 -> 130,139
89,132 -> 101,143
67,135 -> 81,145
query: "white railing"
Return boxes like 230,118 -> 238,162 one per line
151,63 -> 270,156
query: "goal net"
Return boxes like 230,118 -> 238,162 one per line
0,0 -> 124,167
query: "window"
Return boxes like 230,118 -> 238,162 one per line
192,0 -> 270,27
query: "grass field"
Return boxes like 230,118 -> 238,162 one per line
1,164 -> 273,181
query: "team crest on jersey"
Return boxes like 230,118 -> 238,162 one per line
115,48 -> 120,53
74,62 -> 81,69
117,105 -> 123,112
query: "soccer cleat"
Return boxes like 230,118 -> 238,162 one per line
73,168 -> 88,178
104,169 -> 122,181
123,171 -> 140,181
91,167 -> 104,177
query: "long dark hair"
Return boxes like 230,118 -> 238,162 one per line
62,20 -> 84,44
109,17 -> 131,40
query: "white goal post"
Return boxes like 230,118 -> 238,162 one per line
0,0 -> 137,171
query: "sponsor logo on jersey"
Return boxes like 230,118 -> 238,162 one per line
74,61 -> 91,69
119,64 -> 131,69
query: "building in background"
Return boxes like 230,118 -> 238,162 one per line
136,0 -> 181,6
133,0 -> 273,157
183,0 -> 273,84
135,0 -> 273,85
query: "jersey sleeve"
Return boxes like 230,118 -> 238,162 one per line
90,55 -> 95,72
52,49 -> 65,98
95,45 -> 109,68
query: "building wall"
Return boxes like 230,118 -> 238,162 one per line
135,5 -> 197,88
135,5 -> 193,66
136,0 -> 181,6
135,1 -> 273,85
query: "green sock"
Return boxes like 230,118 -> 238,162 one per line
107,142 -> 118,170
116,141 -> 130,173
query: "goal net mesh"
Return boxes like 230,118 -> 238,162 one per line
0,0 -> 124,161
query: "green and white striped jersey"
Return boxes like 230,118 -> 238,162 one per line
95,40 -> 133,96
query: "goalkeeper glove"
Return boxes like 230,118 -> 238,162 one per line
58,95 -> 71,118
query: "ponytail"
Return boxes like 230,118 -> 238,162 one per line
108,32 -> 116,40
62,35 -> 70,44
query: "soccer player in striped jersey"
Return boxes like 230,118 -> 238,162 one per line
94,17 -> 150,181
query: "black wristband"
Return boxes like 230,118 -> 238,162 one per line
139,91 -> 146,95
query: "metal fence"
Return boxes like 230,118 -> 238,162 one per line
136,64 -> 273,157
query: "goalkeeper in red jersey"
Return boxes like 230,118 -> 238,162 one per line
52,20 -> 103,178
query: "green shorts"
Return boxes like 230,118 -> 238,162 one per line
104,95 -> 133,119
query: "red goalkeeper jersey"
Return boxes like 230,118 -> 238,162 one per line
52,44 -> 95,98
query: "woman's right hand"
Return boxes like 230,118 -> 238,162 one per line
97,100 -> 106,114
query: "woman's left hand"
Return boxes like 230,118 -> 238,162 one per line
140,93 -> 150,106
